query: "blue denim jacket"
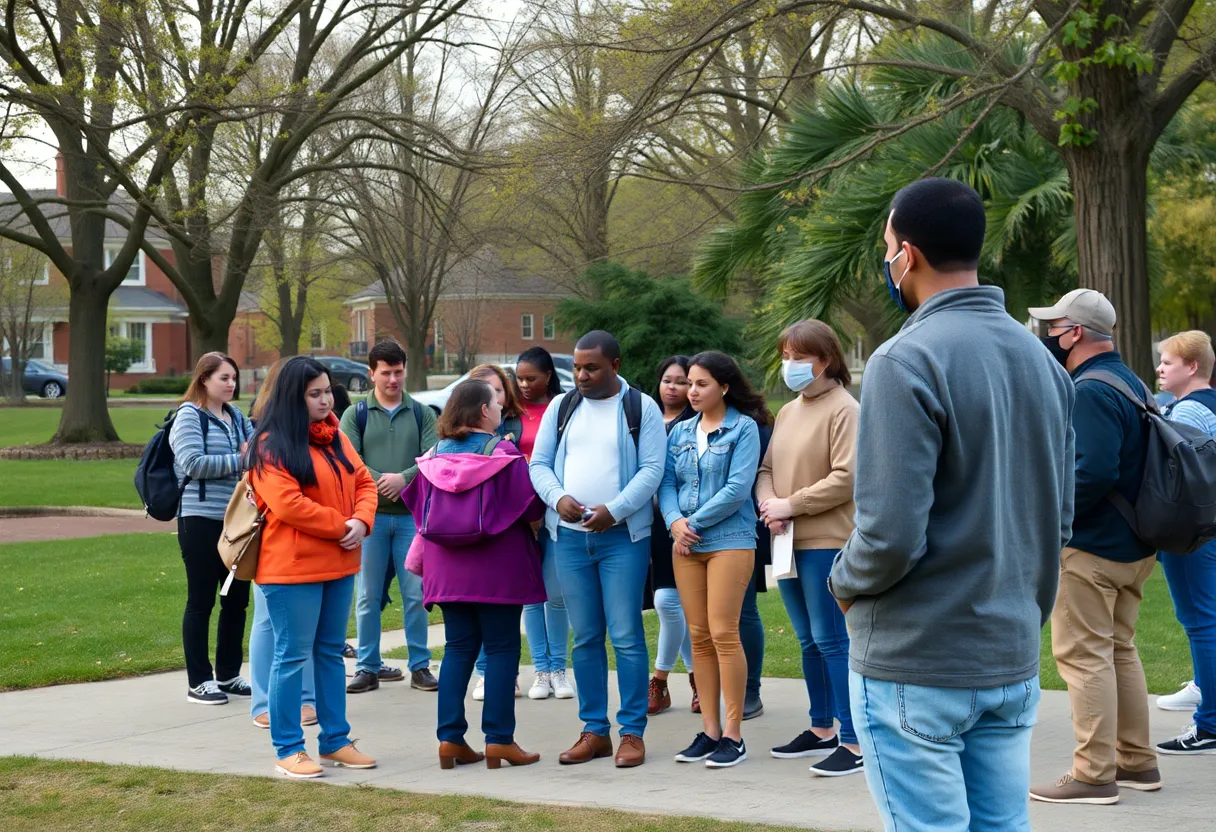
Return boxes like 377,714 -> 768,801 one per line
658,407 -> 760,552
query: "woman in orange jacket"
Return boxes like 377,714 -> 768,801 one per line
246,356 -> 380,779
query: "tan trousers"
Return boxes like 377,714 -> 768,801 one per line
673,548 -> 755,730
1051,546 -> 1158,784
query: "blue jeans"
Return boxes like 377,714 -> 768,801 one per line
1161,544 -> 1216,733
852,672 -> 1041,832
261,576 -> 355,759
740,579 -> 764,700
250,584 -> 314,717
778,549 -> 854,743
475,535 -> 568,676
356,513 -> 430,673
553,525 -> 650,737
438,602 -> 522,745
654,587 -> 692,672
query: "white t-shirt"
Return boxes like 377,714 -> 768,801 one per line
696,423 -> 710,457
559,395 -> 623,531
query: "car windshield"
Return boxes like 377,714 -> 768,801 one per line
24,360 -> 49,372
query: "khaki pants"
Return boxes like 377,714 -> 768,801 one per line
1051,547 -> 1157,784
673,548 -> 754,730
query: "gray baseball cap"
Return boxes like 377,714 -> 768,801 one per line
1028,289 -> 1116,336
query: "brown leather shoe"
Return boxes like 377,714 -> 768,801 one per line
486,742 -> 540,768
615,734 -> 645,768
558,731 -> 613,765
438,741 -> 485,770
690,672 -> 701,714
647,677 -> 671,715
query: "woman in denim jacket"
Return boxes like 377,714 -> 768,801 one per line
658,351 -> 764,769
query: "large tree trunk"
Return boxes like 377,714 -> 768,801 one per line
53,279 -> 120,442
406,327 -> 428,393
189,307 -> 234,358
1065,140 -> 1154,382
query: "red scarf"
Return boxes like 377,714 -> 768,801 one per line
309,415 -> 338,447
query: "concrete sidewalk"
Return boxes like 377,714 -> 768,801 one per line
3,655 -> 1213,831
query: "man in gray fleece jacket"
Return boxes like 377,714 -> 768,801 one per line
829,178 -> 1075,831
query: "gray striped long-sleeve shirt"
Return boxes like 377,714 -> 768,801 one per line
168,402 -> 255,520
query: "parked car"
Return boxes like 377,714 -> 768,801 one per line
411,364 -> 575,414
314,355 -> 371,393
1,357 -> 69,399
550,354 -> 574,373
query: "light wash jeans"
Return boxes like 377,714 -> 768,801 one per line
355,513 -> 430,673
250,584 -> 314,717
553,525 -> 650,737
262,576 -> 356,759
654,587 -> 692,672
851,670 -> 1041,832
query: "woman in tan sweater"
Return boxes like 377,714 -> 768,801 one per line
756,320 -> 862,778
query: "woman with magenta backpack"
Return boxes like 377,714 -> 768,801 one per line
403,379 -> 546,770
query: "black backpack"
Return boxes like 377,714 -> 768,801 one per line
354,397 -> 425,441
555,387 -> 643,449
1077,369 -> 1216,554
134,407 -> 209,521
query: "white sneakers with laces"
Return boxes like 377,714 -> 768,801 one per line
550,668 -> 575,699
528,672 -> 553,700
1157,680 -> 1202,712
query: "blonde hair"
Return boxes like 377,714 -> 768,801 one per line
183,352 -> 239,408
1160,331 -> 1215,380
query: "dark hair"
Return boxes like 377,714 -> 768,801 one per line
184,352 -> 240,407
653,354 -> 691,401
469,363 -> 524,420
778,320 -> 852,387
890,178 -> 985,271
437,380 -> 494,439
331,383 -> 352,417
367,340 -> 407,371
250,357 -> 287,423
246,356 -> 354,487
575,330 -> 621,362
689,351 -> 772,427
517,346 -> 562,400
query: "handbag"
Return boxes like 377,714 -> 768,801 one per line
218,473 -> 265,596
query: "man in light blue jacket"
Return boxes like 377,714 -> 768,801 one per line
530,330 -> 666,768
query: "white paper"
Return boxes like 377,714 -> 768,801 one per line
772,521 -> 796,580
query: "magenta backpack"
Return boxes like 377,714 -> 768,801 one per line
415,436 -> 503,547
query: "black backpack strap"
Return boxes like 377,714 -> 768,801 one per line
482,435 -> 502,456
197,407 -> 209,502
1075,369 -> 1159,414
624,388 -> 642,450
555,391 -> 582,449
355,399 -> 368,438
411,399 -> 425,438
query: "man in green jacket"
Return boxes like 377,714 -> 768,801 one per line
340,340 -> 439,693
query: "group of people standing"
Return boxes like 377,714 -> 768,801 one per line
161,175 -> 1215,830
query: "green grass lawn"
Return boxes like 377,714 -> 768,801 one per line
0,757 -> 815,832
0,406 -> 167,447
0,459 -> 142,508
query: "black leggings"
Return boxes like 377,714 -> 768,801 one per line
179,515 -> 250,687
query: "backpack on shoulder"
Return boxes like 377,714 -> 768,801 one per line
354,396 -> 424,439
134,407 -> 208,521
1077,369 -> 1216,553
416,436 -> 502,547
555,388 -> 643,449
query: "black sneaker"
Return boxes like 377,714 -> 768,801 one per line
742,694 -> 764,720
704,737 -> 747,768
1157,724 -> 1216,755
810,746 -> 865,777
216,675 -> 251,697
186,680 -> 228,705
346,669 -> 379,694
378,666 -> 405,682
674,732 -> 721,763
411,668 -> 439,691
770,730 -> 839,759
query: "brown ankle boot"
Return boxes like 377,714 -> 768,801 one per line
438,741 -> 484,769
690,672 -> 701,714
647,676 -> 671,715
485,742 -> 540,768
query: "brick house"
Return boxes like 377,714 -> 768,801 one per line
344,250 -> 575,369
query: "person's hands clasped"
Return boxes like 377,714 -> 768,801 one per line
581,504 -> 616,533
759,497 -> 793,523
339,518 -> 369,550
670,517 -> 701,549
376,472 -> 406,502
766,518 -> 789,536
557,495 -> 586,523
673,540 -> 693,558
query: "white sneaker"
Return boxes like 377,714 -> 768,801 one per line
528,672 -> 553,700
472,674 -> 485,701
1158,680 -> 1202,712
551,668 -> 575,699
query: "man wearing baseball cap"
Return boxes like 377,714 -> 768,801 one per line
1027,289 -> 1161,805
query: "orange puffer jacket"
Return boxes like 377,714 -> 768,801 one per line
250,425 -> 379,585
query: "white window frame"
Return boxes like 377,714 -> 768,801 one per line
110,319 -> 155,373
104,246 -> 146,286
35,261 -> 50,285
433,318 -> 444,351
521,313 -> 534,340
543,313 -> 555,340
310,322 -> 326,350
354,311 -> 367,343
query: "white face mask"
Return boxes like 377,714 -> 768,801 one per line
781,359 -> 817,392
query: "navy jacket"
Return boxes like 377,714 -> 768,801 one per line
1069,352 -> 1154,563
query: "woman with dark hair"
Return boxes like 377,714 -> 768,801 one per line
756,319 -> 862,777
469,364 -> 525,444
402,380 -> 546,769
512,346 -> 573,701
247,356 -> 380,779
647,356 -> 697,716
659,351 -> 763,768
330,383 -> 352,418
170,351 -> 255,705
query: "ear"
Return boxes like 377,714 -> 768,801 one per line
611,357 -> 621,373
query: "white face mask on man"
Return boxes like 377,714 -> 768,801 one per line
782,359 -> 817,392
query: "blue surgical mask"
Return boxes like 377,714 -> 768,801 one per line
884,249 -> 910,313
782,359 -> 817,392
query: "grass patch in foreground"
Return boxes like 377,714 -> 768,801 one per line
0,459 -> 142,509
0,757 -> 817,832
0,406 -> 166,447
